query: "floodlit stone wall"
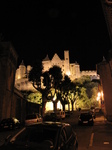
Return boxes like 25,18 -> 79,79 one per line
97,59 -> 112,121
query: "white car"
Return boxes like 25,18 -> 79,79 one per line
25,113 -> 43,126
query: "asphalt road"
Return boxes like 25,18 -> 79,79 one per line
63,110 -> 112,150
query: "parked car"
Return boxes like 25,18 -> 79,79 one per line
0,122 -> 78,150
56,110 -> 65,120
78,112 -> 94,126
43,111 -> 58,122
25,113 -> 43,126
89,107 -> 96,119
0,117 -> 20,130
95,107 -> 100,112
65,110 -> 71,118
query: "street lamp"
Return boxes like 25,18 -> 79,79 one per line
97,92 -> 101,101
97,91 -> 104,108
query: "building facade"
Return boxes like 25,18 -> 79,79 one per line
0,42 -> 26,123
97,0 -> 112,121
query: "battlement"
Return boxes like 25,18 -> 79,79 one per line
81,70 -> 100,80
81,70 -> 97,75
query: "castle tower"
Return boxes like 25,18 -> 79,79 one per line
15,60 -> 27,80
64,50 -> 70,76
0,42 -> 18,120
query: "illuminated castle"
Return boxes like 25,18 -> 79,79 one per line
15,50 -> 99,91
42,50 -> 80,80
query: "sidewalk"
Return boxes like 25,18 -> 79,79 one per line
93,112 -> 112,125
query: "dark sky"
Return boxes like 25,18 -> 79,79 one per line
0,0 -> 111,70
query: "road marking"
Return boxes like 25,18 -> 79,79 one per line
89,133 -> 94,147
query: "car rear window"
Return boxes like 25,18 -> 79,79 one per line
81,113 -> 92,117
13,126 -> 58,145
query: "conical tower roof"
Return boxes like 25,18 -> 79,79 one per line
20,60 -> 24,65
43,54 -> 50,61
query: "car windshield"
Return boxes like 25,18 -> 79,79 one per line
81,113 -> 92,118
10,125 -> 58,145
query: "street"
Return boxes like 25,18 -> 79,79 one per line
0,111 -> 112,150
66,111 -> 112,150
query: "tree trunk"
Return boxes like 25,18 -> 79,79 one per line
68,103 -> 70,111
42,95 -> 46,117
53,101 -> 57,112
72,102 -> 74,111
63,104 -> 65,111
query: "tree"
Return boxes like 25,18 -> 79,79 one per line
74,76 -> 99,109
27,91 -> 42,104
29,59 -> 43,90
59,75 -> 71,111
49,65 -> 63,88
58,75 -> 80,111
29,62 -> 63,115
68,82 -> 79,111
28,60 -> 51,116
48,65 -> 63,111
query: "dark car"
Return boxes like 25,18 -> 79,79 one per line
89,107 -> 96,119
78,112 -> 94,126
0,122 -> 78,150
43,111 -> 58,122
0,117 -> 20,130
65,110 -> 71,118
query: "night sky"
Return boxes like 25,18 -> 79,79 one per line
0,0 -> 111,70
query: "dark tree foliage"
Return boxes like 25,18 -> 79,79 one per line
61,75 -> 71,90
49,65 -> 63,88
28,59 -> 43,89
42,71 -> 51,88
